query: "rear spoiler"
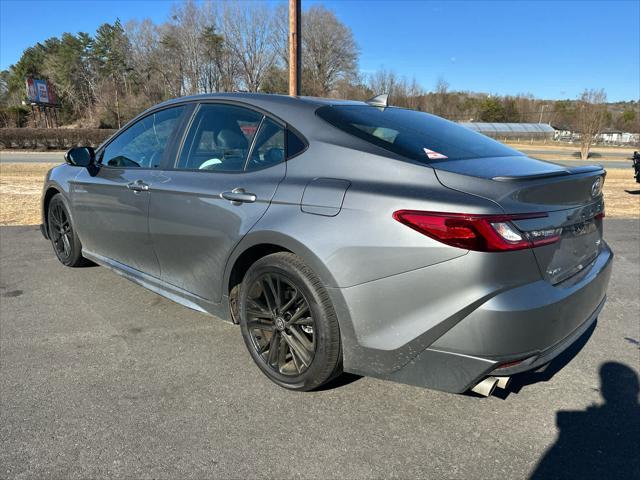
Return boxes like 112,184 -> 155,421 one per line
492,165 -> 604,182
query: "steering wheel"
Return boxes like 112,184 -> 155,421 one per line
199,158 -> 223,170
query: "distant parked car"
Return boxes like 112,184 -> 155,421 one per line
40,93 -> 612,396
633,151 -> 640,183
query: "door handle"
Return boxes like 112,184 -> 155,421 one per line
221,188 -> 257,204
127,180 -> 150,192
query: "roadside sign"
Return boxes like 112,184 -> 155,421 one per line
25,77 -> 57,106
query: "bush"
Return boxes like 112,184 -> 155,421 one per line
0,128 -> 117,150
0,106 -> 31,128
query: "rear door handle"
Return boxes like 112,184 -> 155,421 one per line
127,180 -> 150,192
221,188 -> 257,204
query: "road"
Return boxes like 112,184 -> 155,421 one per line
0,151 -> 64,164
1,222 -> 639,479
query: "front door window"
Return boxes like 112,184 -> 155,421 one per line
101,106 -> 185,168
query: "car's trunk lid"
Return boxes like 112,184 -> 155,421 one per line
432,155 -> 606,284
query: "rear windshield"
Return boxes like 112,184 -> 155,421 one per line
316,105 -> 520,162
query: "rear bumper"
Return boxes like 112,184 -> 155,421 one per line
385,295 -> 603,393
329,242 -> 613,393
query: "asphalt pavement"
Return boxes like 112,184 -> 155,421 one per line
0,151 -> 64,164
1,221 -> 639,479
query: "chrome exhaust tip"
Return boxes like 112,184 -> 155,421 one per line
470,376 -> 498,397
495,376 -> 511,390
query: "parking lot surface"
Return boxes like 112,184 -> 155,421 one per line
1,221 -> 638,479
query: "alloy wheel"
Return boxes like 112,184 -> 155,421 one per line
49,203 -> 72,259
245,272 -> 316,376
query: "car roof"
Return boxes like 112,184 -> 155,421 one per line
144,92 -> 369,138
155,92 -> 366,111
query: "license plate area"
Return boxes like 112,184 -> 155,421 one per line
537,217 -> 602,284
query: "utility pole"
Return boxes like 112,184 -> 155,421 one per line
289,0 -> 301,96
539,104 -> 546,124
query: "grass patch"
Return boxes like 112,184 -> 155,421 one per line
0,163 -> 58,226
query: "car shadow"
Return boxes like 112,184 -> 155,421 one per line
529,361 -> 640,479
314,372 -> 362,391
492,320 -> 597,400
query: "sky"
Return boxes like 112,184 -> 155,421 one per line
1,0 -> 639,101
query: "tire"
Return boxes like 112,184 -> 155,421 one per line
47,194 -> 89,267
239,252 -> 342,391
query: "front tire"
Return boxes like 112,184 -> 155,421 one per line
47,194 -> 88,267
239,252 -> 342,391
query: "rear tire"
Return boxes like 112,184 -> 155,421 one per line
47,194 -> 89,267
239,252 -> 342,391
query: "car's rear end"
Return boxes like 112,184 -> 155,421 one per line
424,162 -> 612,393
314,104 -> 613,395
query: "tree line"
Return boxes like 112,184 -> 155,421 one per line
0,0 -> 637,135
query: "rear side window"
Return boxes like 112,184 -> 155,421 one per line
177,104 -> 263,172
286,130 -> 306,158
246,118 -> 285,171
316,105 -> 520,162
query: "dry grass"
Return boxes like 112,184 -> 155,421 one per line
505,142 -> 636,162
0,163 -> 638,226
602,168 -> 640,218
505,142 -> 636,155
0,163 -> 58,226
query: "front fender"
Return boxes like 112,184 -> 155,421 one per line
40,164 -> 82,235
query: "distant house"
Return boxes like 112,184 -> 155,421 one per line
597,129 -> 639,145
551,125 -> 639,145
551,124 -> 576,142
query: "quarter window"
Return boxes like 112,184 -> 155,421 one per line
177,104 -> 263,172
246,118 -> 285,171
286,129 -> 306,158
101,106 -> 185,168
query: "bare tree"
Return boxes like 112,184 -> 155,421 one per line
404,77 -> 423,110
168,0 -> 205,95
126,19 -> 166,102
222,2 -> 277,92
272,3 -> 290,67
432,77 -> 449,116
302,5 -> 358,96
576,89 -> 608,160
368,68 -> 397,98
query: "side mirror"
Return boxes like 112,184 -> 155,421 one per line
65,147 -> 96,168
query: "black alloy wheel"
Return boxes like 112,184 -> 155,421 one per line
47,194 -> 88,267
49,201 -> 72,259
239,252 -> 342,391
245,272 -> 316,376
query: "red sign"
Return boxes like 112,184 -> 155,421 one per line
25,77 -> 58,105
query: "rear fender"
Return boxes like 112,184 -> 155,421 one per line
222,229 -> 340,300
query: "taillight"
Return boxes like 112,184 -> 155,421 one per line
393,210 -> 561,252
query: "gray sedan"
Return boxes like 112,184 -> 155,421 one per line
40,93 -> 612,396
